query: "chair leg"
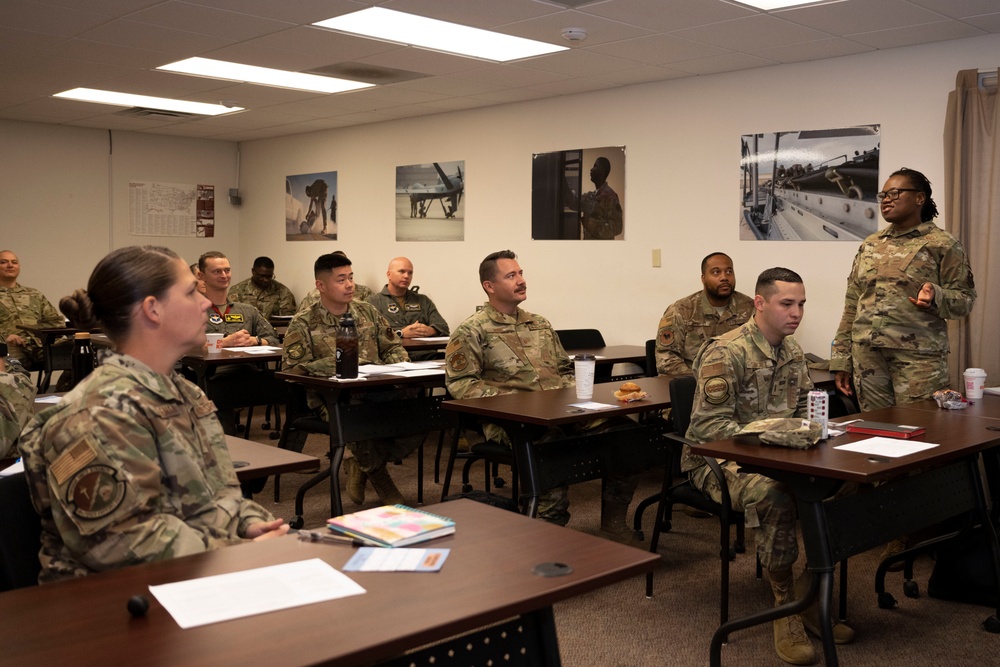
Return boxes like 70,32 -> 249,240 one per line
416,438 -> 424,505
645,466 -> 672,598
242,406 -> 254,439
440,427 -> 461,501
434,428 -> 447,484
838,559 -> 848,622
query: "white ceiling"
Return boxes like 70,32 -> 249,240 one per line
1,0 -> 996,142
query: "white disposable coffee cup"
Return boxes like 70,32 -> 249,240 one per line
574,354 -> 596,400
206,333 -> 223,353
964,367 -> 987,400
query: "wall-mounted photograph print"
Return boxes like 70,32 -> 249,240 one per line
395,161 -> 464,242
740,125 -> 880,241
286,170 -> 337,241
532,146 -> 625,240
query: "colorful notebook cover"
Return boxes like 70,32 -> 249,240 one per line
327,504 -> 455,547
845,421 -> 926,439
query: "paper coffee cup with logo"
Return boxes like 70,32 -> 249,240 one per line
964,367 -> 987,400
574,354 -> 596,400
206,333 -> 223,353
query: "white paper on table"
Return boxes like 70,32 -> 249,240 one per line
34,395 -> 63,404
568,401 -> 617,411
386,369 -> 445,378
225,346 -> 283,354
984,387 -> 1000,396
833,437 -> 939,458
396,361 -> 445,369
412,336 -> 450,342
0,459 -> 24,477
149,558 -> 365,629
358,364 -> 407,375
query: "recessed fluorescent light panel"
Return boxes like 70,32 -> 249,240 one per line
53,88 -> 241,115
314,8 -> 568,62
158,57 -> 373,94
736,0 -> 836,9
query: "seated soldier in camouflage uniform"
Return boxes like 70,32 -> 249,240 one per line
228,256 -> 297,319
686,267 -> 853,665
0,250 -> 64,370
20,246 -> 287,583
282,252 -> 413,506
0,350 -> 36,458
655,252 -> 755,377
445,250 -> 640,545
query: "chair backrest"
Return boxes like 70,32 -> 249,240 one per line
644,339 -> 656,377
0,473 -> 42,591
668,375 -> 698,438
555,329 -> 605,350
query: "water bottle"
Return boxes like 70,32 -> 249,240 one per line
70,331 -> 95,388
336,312 -> 358,379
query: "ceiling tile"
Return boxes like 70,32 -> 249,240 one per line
586,34 -> 730,65
592,64 -> 691,85
776,0 -> 946,34
353,47 -> 485,77
579,0 -> 756,33
182,0 -> 366,24
960,13 -> 1000,32
0,26 -> 66,55
497,9 -> 653,46
443,64 -> 569,88
0,0 -> 113,36
126,1 -> 296,41
249,26 -> 405,61
393,76 -> 509,97
78,18 -> 235,55
463,88 -> 554,104
47,38 -> 175,69
905,0 -> 1000,19
670,52 -> 778,76
380,0 -> 561,29
26,0 -> 162,14
670,14 -> 835,51
847,20 -> 987,49
199,42 -> 336,71
515,48 -> 643,77
748,37 -> 875,63
523,77 -> 621,96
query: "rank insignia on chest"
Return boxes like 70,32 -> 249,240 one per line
387,303 -> 399,314
209,314 -> 223,325
224,313 -> 245,323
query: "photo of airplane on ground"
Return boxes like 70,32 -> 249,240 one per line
740,125 -> 880,242
395,161 -> 464,241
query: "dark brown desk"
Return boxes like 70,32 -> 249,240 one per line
180,346 -> 283,389
400,337 -> 449,353
443,376 -> 672,516
0,499 -> 659,666
900,394 -> 1000,421
569,345 -> 647,380
691,405 -> 1000,666
275,369 -> 452,523
225,435 -> 319,482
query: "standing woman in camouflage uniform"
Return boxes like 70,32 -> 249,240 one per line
20,246 -> 287,583
831,168 -> 976,411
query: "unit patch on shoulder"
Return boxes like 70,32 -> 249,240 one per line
659,328 -> 674,346
66,465 -> 126,520
286,341 -> 306,360
449,352 -> 468,373
703,376 -> 731,405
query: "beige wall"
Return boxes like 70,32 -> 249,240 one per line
2,32 -> 997,356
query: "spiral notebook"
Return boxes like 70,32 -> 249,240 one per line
326,504 -> 455,547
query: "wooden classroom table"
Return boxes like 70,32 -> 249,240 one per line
691,404 -> 1000,667
0,499 -> 659,666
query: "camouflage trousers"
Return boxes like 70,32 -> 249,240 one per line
851,344 -> 949,412
488,417 -> 640,527
688,460 -> 798,572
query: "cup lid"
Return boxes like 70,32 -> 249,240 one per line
574,353 -> 596,361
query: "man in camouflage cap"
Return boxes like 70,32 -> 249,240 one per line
0,352 -> 36,458
0,250 -> 64,369
687,267 -> 853,664
445,250 -> 640,544
282,252 -> 412,506
655,252 -> 754,377
228,256 -> 297,319
831,168 -> 976,412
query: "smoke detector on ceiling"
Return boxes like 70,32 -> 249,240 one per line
561,28 -> 588,42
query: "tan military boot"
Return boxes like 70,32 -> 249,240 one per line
597,498 -> 643,547
768,569 -> 817,665
368,464 -> 406,506
794,570 -> 856,644
343,457 -> 367,506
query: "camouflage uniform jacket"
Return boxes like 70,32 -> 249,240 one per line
369,286 -> 450,336
18,353 -> 273,582
0,358 -> 36,458
228,278 -> 297,319
296,284 -> 374,314
0,284 -> 63,360
831,222 -> 976,372
655,290 -> 755,376
205,300 -> 277,342
684,317 -> 812,472
282,300 -> 407,410
581,183 -> 623,240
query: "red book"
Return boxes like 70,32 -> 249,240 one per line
845,421 -> 926,439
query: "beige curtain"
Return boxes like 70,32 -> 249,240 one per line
944,68 -> 999,389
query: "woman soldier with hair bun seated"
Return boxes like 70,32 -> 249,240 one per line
20,246 -> 287,583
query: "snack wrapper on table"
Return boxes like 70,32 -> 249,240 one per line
932,388 -> 968,410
